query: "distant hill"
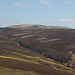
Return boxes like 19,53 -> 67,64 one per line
7,24 -> 46,28
7,24 -> 71,29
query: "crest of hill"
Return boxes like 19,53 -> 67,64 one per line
7,24 -> 71,29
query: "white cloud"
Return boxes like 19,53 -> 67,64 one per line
41,19 -> 52,23
13,2 -> 24,6
58,18 -> 75,22
65,1 -> 73,5
13,1 -> 31,7
20,20 -> 27,24
40,0 -> 51,5
26,1 -> 31,4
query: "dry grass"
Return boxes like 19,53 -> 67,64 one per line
0,35 -> 3,37
21,34 -> 35,39
0,67 -> 38,75
40,38 -> 60,43
38,38 -> 47,40
13,33 -> 30,36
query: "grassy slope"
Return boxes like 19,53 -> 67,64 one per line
0,28 -> 75,75
0,67 -> 38,75
11,28 -> 75,68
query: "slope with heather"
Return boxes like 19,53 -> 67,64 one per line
0,27 -> 75,75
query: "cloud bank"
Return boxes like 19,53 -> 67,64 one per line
13,1 -> 31,6
58,18 -> 75,22
40,0 -> 51,5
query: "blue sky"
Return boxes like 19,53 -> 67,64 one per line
0,0 -> 75,28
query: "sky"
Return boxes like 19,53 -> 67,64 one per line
0,0 -> 75,28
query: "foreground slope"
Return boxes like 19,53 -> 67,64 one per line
0,27 -> 75,75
